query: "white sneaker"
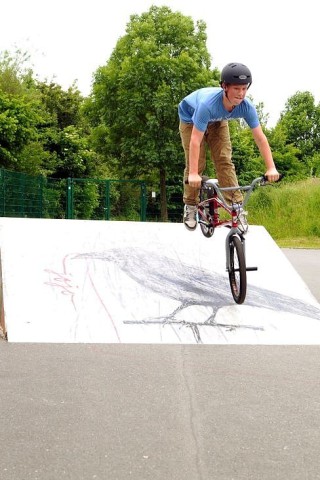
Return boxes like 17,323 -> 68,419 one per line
183,204 -> 197,231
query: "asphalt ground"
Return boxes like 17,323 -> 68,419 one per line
1,249 -> 320,480
282,248 -> 320,302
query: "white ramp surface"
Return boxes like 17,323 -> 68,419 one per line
1,217 -> 320,344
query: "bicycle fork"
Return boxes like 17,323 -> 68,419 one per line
225,230 -> 258,274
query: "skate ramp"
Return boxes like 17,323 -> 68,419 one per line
0,217 -> 319,344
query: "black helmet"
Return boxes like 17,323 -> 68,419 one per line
220,63 -> 252,86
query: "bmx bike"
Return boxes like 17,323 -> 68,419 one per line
195,175 -> 280,304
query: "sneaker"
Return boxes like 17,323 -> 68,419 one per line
183,204 -> 197,231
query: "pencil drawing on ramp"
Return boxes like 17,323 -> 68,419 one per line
44,245 -> 320,344
1,218 -> 320,344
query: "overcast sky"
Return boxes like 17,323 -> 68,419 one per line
1,0 -> 318,127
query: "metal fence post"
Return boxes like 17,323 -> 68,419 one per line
39,175 -> 44,218
140,182 -> 147,221
105,180 -> 110,220
19,172 -> 25,217
0,169 -> 4,216
66,178 -> 74,219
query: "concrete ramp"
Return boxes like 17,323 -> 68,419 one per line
0,217 -> 319,344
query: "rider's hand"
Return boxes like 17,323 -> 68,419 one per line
265,167 -> 280,183
188,173 -> 202,188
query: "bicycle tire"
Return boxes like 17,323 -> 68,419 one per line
228,235 -> 247,304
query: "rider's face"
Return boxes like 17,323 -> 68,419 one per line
225,84 -> 249,105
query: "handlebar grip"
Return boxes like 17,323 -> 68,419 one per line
262,173 -> 283,183
185,175 -> 209,185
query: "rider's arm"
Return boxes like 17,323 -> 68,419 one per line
251,125 -> 279,182
188,126 -> 205,188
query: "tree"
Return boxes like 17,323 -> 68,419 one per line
228,120 -> 262,184
89,5 -> 218,220
267,91 -> 320,180
0,48 -> 104,182
54,125 -> 97,178
278,91 -> 320,162
0,49 -> 34,96
268,123 -> 303,180
34,81 -> 101,178
0,49 -> 43,171
0,91 -> 40,168
36,82 -> 83,130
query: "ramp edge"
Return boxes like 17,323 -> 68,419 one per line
0,249 -> 7,340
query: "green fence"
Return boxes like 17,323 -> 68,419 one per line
0,169 -> 147,221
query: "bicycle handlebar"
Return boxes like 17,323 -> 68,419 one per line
201,174 -> 282,189
185,174 -> 283,188
199,174 -> 283,209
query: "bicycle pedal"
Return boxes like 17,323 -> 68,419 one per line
246,267 -> 258,271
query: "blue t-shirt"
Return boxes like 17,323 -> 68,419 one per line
178,87 -> 259,131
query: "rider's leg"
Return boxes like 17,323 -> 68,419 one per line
205,121 -> 243,204
179,121 -> 206,206
179,121 -> 207,230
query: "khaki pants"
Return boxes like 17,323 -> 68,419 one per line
179,120 -> 242,205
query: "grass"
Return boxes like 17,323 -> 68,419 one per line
247,177 -> 320,249
275,237 -> 320,249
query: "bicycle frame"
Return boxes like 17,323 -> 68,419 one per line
191,175 -> 281,304
198,177 -> 265,274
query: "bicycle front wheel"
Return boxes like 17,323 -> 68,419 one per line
228,235 -> 247,304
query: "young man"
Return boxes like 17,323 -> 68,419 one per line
178,62 -> 280,231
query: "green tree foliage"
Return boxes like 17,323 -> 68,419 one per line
268,123 -> 302,180
89,5 -> 218,220
35,82 -> 99,177
36,82 -> 83,130
55,125 -> 98,177
2,30 -> 320,225
0,50 -> 100,179
280,91 -> 320,156
0,49 -> 34,96
0,91 -> 40,168
272,91 -> 320,178
228,120 -> 262,183
0,50 -> 42,170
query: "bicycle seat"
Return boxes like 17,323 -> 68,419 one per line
202,177 -> 218,186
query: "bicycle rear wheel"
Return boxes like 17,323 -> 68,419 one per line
228,235 -> 247,304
